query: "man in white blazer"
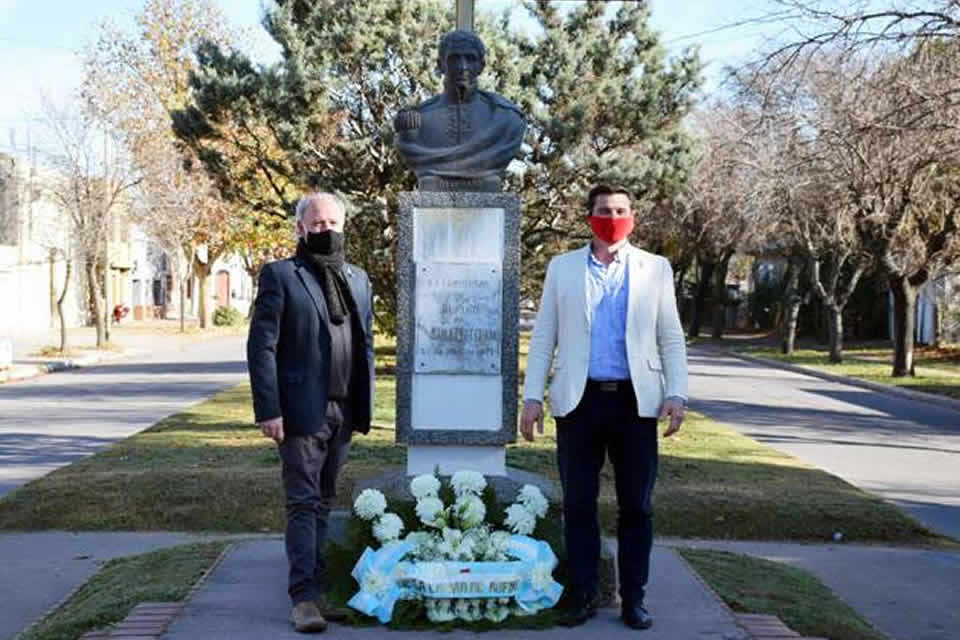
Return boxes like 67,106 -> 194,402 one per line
520,184 -> 688,630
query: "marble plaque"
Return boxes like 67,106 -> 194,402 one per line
414,262 -> 501,374
413,208 -> 504,263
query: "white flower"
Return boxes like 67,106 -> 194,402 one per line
517,485 -> 549,518
415,496 -> 445,527
405,531 -> 439,561
454,598 -> 472,619
373,512 -> 404,544
531,563 -> 553,590
455,494 -> 486,529
353,489 -> 387,520
451,470 -> 486,496
410,474 -> 441,499
425,598 -> 456,622
484,531 -> 510,561
361,569 -> 391,595
504,503 -> 536,535
437,527 -> 463,559
454,534 -> 476,561
484,600 -> 510,622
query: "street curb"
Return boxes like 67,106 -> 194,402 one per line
730,351 -> 960,414
0,350 -> 131,384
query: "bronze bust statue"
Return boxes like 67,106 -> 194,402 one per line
394,30 -> 526,192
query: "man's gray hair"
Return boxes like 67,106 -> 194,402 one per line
294,192 -> 347,224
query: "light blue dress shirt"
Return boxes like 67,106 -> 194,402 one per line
586,248 -> 631,380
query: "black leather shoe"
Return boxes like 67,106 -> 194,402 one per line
621,603 -> 653,630
558,596 -> 597,627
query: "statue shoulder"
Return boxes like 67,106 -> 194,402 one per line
415,94 -> 446,111
481,91 -> 525,120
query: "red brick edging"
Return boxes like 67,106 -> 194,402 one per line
80,602 -> 184,639
735,613 -> 827,639
80,542 -> 234,639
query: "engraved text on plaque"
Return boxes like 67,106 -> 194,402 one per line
414,262 -> 501,374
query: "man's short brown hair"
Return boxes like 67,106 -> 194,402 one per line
586,184 -> 632,214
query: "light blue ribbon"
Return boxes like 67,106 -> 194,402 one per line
347,534 -> 563,623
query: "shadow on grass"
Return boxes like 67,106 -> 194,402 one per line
0,440 -> 941,545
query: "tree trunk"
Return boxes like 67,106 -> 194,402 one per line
934,299 -> 943,348
194,260 -> 212,329
690,259 -> 715,339
674,257 -> 691,327
889,274 -> 916,377
48,250 -> 57,329
86,258 -> 106,347
180,276 -> 187,333
710,252 -> 733,340
780,261 -> 801,355
826,304 -> 844,363
56,256 -> 72,353
246,267 -> 260,321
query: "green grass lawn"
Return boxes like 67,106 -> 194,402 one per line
679,548 -> 888,640
740,346 -> 960,399
18,542 -> 227,640
0,371 -> 944,545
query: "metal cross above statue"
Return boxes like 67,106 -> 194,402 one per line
393,27 -> 527,193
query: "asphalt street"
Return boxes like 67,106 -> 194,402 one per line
688,346 -> 960,539
0,332 -> 248,497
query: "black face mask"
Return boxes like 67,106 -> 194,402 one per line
304,230 -> 344,255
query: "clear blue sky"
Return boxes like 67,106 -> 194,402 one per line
0,0 -> 778,154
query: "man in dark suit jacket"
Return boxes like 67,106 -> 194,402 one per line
247,192 -> 374,633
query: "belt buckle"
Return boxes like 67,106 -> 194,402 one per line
598,381 -> 618,392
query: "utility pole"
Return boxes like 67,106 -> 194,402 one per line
455,0 -> 474,31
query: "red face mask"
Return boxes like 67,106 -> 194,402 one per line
588,215 -> 634,245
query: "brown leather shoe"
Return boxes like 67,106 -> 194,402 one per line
290,601 -> 327,633
314,594 -> 351,622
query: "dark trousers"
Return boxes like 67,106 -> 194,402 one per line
278,402 -> 352,605
555,381 -> 658,606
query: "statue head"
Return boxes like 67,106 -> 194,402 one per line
437,30 -> 485,102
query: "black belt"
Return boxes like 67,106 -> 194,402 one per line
585,379 -> 632,393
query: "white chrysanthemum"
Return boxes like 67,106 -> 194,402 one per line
454,534 -> 476,561
518,485 -> 549,518
455,494 -> 486,529
484,601 -> 510,622
454,598 -> 471,620
451,470 -> 486,496
484,531 -> 510,561
361,569 -> 390,595
353,488 -> 387,520
504,503 -> 536,535
415,496 -> 445,526
372,512 -> 404,544
410,474 -> 441,499
426,598 -> 456,622
531,563 -> 553,590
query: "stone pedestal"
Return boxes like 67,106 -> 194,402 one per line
395,191 -> 520,477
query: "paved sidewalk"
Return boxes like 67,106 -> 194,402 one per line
0,532 -> 210,640
162,538 -> 749,640
1,322 -> 246,383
